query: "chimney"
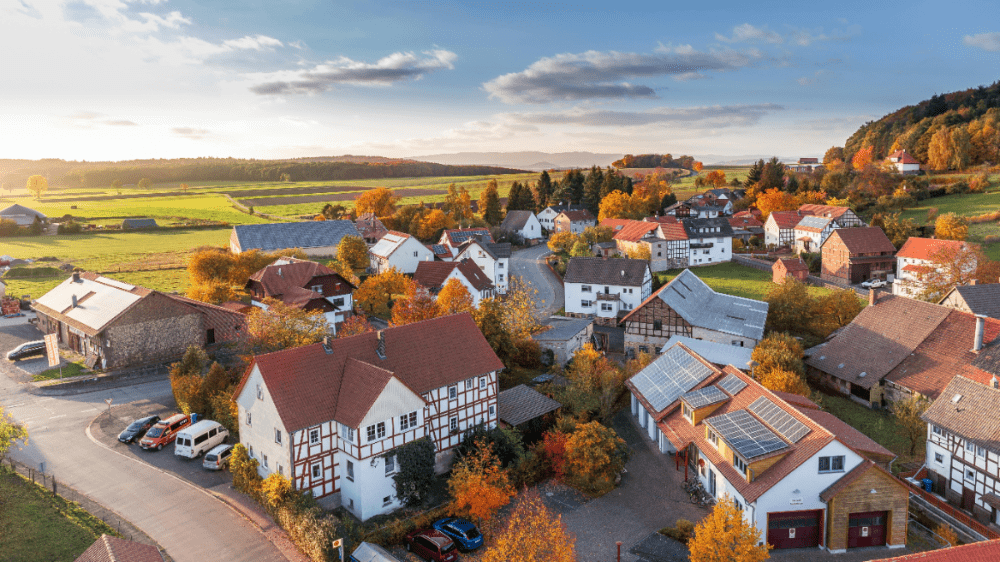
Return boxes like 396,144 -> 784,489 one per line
71,294 -> 78,308
72,272 -> 80,283
993,375 -> 999,390
868,288 -> 876,306
974,315 -> 986,352
376,330 -> 386,360
970,279 -> 978,286
322,335 -> 332,353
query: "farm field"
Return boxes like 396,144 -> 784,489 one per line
656,261 -> 837,301
0,193 -> 272,226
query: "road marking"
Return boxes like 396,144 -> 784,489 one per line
48,414 -> 67,419
6,403 -> 25,408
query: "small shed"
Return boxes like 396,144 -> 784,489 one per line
498,384 -> 562,430
121,218 -> 158,230
773,257 -> 809,284
349,542 -> 402,562
532,316 -> 594,365
593,241 -> 617,258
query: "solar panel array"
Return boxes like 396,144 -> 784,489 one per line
718,373 -> 747,396
706,410 -> 788,460
681,385 -> 729,409
748,397 -> 811,443
629,345 -> 715,412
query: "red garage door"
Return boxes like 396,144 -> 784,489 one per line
847,511 -> 887,548
767,510 -> 822,549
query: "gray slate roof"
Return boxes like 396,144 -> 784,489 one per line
564,257 -> 649,286
498,384 -> 562,426
0,204 -> 46,225
648,269 -> 767,341
662,335 -> 755,368
232,220 -> 360,252
682,217 -> 735,238
946,284 -> 1000,319
486,242 -> 511,259
533,317 -> 593,342
794,215 -> 832,230
500,210 -> 533,231
922,376 -> 1000,451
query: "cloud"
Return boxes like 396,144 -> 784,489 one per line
716,24 -> 783,44
65,111 -> 138,128
246,49 -> 457,95
172,127 -> 210,139
223,34 -> 283,51
483,46 -> 762,104
505,104 -> 782,128
357,120 -> 540,152
964,32 -> 1000,52
797,70 -> 828,86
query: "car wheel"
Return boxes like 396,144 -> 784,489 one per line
157,443 -> 163,451
405,542 -> 411,552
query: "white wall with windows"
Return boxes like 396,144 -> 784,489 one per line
564,269 -> 651,318
235,365 -> 292,480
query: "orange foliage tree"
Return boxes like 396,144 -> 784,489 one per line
481,489 -> 576,562
438,278 -> 475,315
755,188 -> 799,221
337,316 -> 374,338
852,145 -> 874,170
447,441 -> 515,525
354,267 -> 411,317
563,421 -> 629,495
541,429 -> 569,480
704,170 -> 727,187
355,186 -> 398,218
391,283 -> 440,326
689,496 -> 770,562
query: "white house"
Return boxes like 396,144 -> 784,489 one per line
454,238 -> 511,295
439,228 -> 493,257
887,150 -> 921,174
797,205 -> 866,228
682,217 -> 733,266
563,257 -> 651,325
764,211 -> 804,248
537,204 -> 586,232
233,313 -> 504,522
369,231 -> 434,275
627,344 -> 909,552
893,237 -> 972,298
553,210 -> 597,235
793,216 -> 837,254
499,210 -> 542,241
413,259 -> 495,307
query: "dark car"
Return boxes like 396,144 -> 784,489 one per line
404,529 -> 459,562
431,517 -> 483,551
118,415 -> 160,444
6,340 -> 45,361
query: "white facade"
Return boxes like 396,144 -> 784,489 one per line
456,241 -> 509,295
793,224 -> 837,254
536,207 -> 561,231
894,162 -> 920,174
511,213 -> 543,240
236,365 -> 294,482
434,267 -> 493,307
564,268 -> 652,318
763,215 -> 797,247
893,255 -> 931,297
925,423 -> 1000,524
370,234 -> 434,275
687,232 -> 732,266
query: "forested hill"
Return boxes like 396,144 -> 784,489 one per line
843,81 -> 1000,167
0,157 -> 526,188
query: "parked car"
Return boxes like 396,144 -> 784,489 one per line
861,279 -> 886,288
404,529 -> 459,562
139,413 -> 191,451
175,420 -> 229,459
117,415 -> 160,444
349,542 -> 403,562
202,444 -> 233,470
6,340 -> 45,361
431,517 -> 483,551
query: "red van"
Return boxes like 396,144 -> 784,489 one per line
139,414 -> 190,451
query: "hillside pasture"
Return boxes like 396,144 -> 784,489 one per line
0,193 -> 272,226
898,177 -> 1000,259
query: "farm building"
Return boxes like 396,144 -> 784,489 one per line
531,316 -> 594,365
121,218 -> 158,230
820,227 -> 896,286
773,258 -> 810,284
0,204 -> 46,226
497,384 -> 561,430
229,220 -> 361,256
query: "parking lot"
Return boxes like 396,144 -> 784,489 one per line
0,312 -> 57,381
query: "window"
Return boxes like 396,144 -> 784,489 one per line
489,405 -> 495,417
366,422 -> 386,442
465,378 -> 474,390
449,385 -> 457,400
479,377 -> 487,390
278,465 -> 283,476
601,303 -> 613,311
581,284 -> 592,293
733,453 -> 747,473
450,417 -> 459,432
309,429 -> 320,445
967,441 -> 975,453
498,262 -> 504,268
966,469 -> 975,481
312,463 -> 322,479
312,285 -> 323,294
340,424 -> 355,442
682,403 -> 692,420
581,300 -> 592,307
257,384 -> 262,400
275,429 -> 282,445
498,274 -> 504,282
653,320 -> 662,331
385,455 -> 396,475
248,445 -> 253,457
978,446 -> 987,458
262,454 -> 269,468
818,455 -> 845,473
935,452 -> 944,464
346,460 -> 354,482
383,495 -> 392,506
400,411 -> 417,431
413,251 -> 418,257
707,430 -> 719,447
639,345 -> 649,354
333,297 -> 345,307
246,411 -> 252,426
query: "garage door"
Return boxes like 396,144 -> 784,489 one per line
847,511 -> 887,548
767,510 -> 822,549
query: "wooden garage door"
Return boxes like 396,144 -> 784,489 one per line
767,510 -> 822,549
847,511 -> 887,548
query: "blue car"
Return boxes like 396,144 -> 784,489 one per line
431,517 -> 483,551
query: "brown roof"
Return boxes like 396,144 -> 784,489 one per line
729,215 -> 763,229
498,384 -> 562,426
872,540 -> 1000,562
413,259 -> 494,292
559,209 -> 596,222
75,535 -> 164,562
335,358 -> 415,428
795,408 -> 895,461
922,376 -> 1000,451
645,216 -> 679,224
805,295 -> 950,389
659,222 -> 689,241
798,204 -> 852,220
896,237 -> 969,261
247,260 -> 352,297
356,212 -> 388,240
823,227 -> 896,255
775,258 -> 808,273
768,211 -> 804,229
563,257 -> 649,286
612,220 -> 660,242
235,313 -> 504,433
600,218 -> 632,232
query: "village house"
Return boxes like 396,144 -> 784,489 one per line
229,220 -> 361,256
729,214 -> 764,242
939,282 -> 1000,319
773,257 -> 810,284
563,257 -> 651,326
553,209 -> 597,234
764,211 -> 805,248
820,227 -> 896,286
886,150 -> 921,174
623,269 -> 768,356
798,204 -> 866,228
453,236 -> 511,295
536,203 -> 586,232
355,213 -> 388,245
893,237 -> 974,298
369,231 -> 435,275
33,272 -> 245,371
412,259 -> 495,307
245,258 -> 355,328
627,343 -> 909,552
233,313 -> 504,521
657,335 -> 754,370
604,218 -> 689,270
793,216 -> 836,254
683,217 -> 733,266
786,157 -> 820,173
499,210 -> 542,241
439,228 -> 493,257
531,316 -> 594,366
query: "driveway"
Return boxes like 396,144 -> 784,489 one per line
510,243 -> 563,319
0,313 -> 58,382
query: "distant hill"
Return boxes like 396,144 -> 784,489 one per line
412,151 -> 622,170
843,81 -> 1000,166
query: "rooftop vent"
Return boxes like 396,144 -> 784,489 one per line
376,330 -> 386,360
951,393 -> 963,404
838,363 -> 845,369
858,372 -> 867,378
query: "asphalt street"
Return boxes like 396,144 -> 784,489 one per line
510,243 -> 564,319
0,315 -> 290,562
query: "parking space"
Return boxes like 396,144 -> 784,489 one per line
0,313 -> 52,380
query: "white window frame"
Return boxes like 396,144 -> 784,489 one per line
383,495 -> 392,506
340,424 -> 355,443
479,377 -> 487,390
385,455 -> 396,475
275,429 -> 282,445
450,417 -> 458,432
346,460 -> 354,481
257,384 -> 262,400
309,428 -> 320,445
489,405 -> 495,417
465,378 -> 474,390
311,462 -> 322,479
449,385 -> 457,400
581,285 -> 592,293
935,452 -> 944,464
966,468 -> 975,481
262,454 -> 269,468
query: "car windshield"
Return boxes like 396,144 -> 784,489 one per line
465,528 -> 481,539
205,454 -> 217,462
441,541 -> 456,553
127,421 -> 145,431
145,427 -> 164,438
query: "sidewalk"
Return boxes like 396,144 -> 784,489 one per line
207,484 -> 311,562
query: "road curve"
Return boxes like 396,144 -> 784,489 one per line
510,243 -> 564,319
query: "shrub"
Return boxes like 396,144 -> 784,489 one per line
659,518 -> 696,544
392,437 -> 437,507
57,220 -> 83,234
0,218 -> 18,237
512,338 -> 542,369
230,444 -> 263,502
273,501 -> 340,561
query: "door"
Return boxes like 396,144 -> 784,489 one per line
708,469 -> 717,497
767,510 -> 822,549
963,487 -> 976,512
847,511 -> 887,548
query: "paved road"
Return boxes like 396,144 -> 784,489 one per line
0,317 -> 290,562
510,243 -> 564,319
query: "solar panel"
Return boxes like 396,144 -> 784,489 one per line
681,385 -> 729,409
718,374 -> 747,396
748,397 -> 811,443
706,410 -> 788,460
629,345 -> 715,412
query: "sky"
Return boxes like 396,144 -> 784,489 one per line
2,0 -> 999,163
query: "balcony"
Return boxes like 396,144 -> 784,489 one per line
689,242 -> 714,249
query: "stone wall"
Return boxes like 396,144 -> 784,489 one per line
102,293 -> 204,370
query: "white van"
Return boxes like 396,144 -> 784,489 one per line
174,420 -> 229,459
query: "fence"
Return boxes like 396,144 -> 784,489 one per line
897,474 -> 1000,540
1,456 -> 172,561
732,254 -> 772,272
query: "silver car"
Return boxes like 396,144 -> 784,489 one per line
202,444 -> 233,470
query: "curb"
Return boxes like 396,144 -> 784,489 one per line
30,370 -> 169,397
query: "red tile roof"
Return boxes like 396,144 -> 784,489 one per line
559,209 -> 596,222
872,539 -> 1000,561
659,223 -> 689,241
729,216 -> 763,229
896,237 -> 969,261
75,535 -> 164,562
600,218 -> 633,232
772,390 -> 819,409
768,210 -> 804,229
645,216 -> 679,224
888,150 -> 921,165
236,313 -> 504,433
775,258 -> 809,273
247,260 -> 350,297
825,227 -> 896,254
734,209 -> 762,219
414,259 -> 494,292
798,204 -> 852,220
612,220 -> 660,242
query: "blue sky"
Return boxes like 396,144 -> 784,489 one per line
2,0 -> 998,162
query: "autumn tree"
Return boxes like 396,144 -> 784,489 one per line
336,315 -> 374,338
479,179 -> 503,226
438,277 -> 475,315
547,231 -> 577,254
25,175 -> 48,199
416,208 -> 455,241
580,225 -> 614,245
137,178 -> 152,189
871,212 -> 918,248
935,212 -> 968,241
597,190 -> 634,221
625,244 -> 651,261
336,235 -> 369,270
570,240 -> 591,257
755,188 -> 799,221
752,333 -> 805,378
689,497 -> 770,562
473,297 -> 517,366
321,203 -> 348,220
823,146 -> 844,165
852,145 -> 874,170
244,299 -> 330,355
502,275 -> 541,342
758,368 -> 811,396
893,394 -> 931,455
170,346 -> 230,418
391,283 -> 440,326
355,186 -> 398,218
354,267 -> 411,317
704,170 -> 727,187
812,288 -> 864,338
764,278 -> 814,334
481,490 -> 576,562
563,421 -> 629,495
448,441 -> 515,525
560,344 -> 629,422
913,243 -> 981,301
0,406 -> 28,462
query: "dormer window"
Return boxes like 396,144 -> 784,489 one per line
733,453 -> 747,473
707,428 -> 719,448
682,403 -> 692,421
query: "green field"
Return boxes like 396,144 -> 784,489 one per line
656,261 -> 836,301
898,179 -> 1000,259
0,470 -> 118,561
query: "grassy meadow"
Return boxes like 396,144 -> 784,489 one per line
898,176 -> 1000,259
655,261 -> 837,301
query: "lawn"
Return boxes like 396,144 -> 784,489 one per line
0,193 -> 273,226
898,179 -> 1000,259
815,392 -> 924,466
0,469 -> 117,561
655,262 -> 836,301
34,361 -> 89,382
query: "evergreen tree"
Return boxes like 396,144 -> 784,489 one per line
582,166 -> 604,215
534,171 -> 553,209
506,181 -> 525,212
565,169 -> 585,204
600,167 -> 622,199
744,159 -> 764,188
479,179 -> 503,226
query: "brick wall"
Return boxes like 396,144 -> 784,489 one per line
821,236 -> 852,284
826,467 -> 909,551
102,293 -> 204,370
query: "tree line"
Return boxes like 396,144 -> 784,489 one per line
612,153 -> 703,170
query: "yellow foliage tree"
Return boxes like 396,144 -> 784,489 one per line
481,490 -> 576,562
245,299 -> 330,355
416,208 -> 456,241
689,496 -> 770,562
438,277 -> 475,316
705,170 -> 727,187
598,190 -> 634,221
935,212 -> 968,241
1,406 -> 29,462
448,441 -> 515,525
354,267 -> 411,317
261,473 -> 293,508
336,235 -> 369,271
390,283 -> 440,327
757,368 -> 811,397
625,244 -> 651,261
25,175 -> 48,199
355,186 -> 398,218
548,231 -> 577,254
503,275 -> 541,341
563,420 -> 628,495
